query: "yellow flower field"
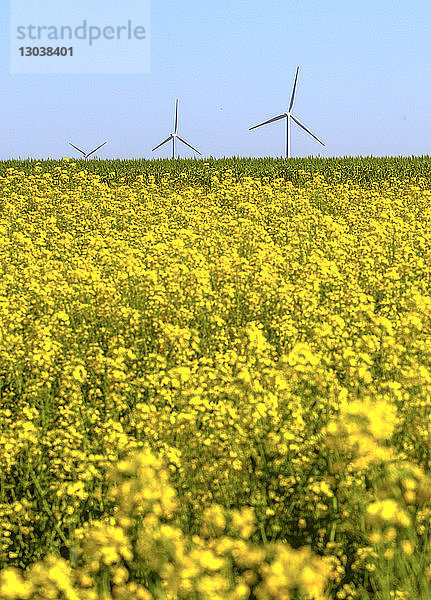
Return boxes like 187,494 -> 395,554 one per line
0,162 -> 430,599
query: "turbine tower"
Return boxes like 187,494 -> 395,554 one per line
249,67 -> 324,158
69,141 -> 108,160
152,99 -> 201,159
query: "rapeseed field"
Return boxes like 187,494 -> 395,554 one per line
0,160 -> 430,600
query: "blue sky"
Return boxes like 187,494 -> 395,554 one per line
1,0 -> 430,159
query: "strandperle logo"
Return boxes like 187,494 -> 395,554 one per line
16,20 -> 146,46
11,0 -> 151,74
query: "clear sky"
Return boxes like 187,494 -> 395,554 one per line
1,0 -> 431,159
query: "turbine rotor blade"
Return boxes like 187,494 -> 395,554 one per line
249,113 -> 286,131
152,135 -> 174,152
176,135 -> 201,155
69,142 -> 86,156
288,66 -> 300,112
86,141 -> 108,158
290,114 -> 325,146
174,99 -> 179,134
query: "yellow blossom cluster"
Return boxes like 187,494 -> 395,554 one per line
0,449 -> 330,600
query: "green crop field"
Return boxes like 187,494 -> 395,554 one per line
1,155 -> 431,186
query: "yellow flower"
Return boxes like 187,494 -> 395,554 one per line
0,569 -> 33,599
401,540 -> 414,555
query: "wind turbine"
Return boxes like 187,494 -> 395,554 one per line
69,141 -> 108,160
249,67 -> 324,158
152,99 -> 201,159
